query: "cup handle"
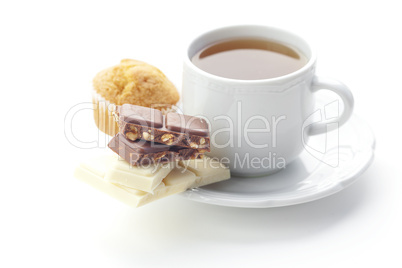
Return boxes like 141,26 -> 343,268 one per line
308,76 -> 354,135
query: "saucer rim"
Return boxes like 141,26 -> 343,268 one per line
180,114 -> 376,208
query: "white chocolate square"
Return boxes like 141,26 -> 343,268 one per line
180,157 -> 230,188
104,155 -> 174,193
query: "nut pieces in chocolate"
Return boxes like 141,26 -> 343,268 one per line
116,104 -> 210,150
108,104 -> 211,166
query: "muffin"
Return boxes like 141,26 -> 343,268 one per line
92,59 -> 180,136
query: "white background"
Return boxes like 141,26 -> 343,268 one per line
1,1 -> 401,267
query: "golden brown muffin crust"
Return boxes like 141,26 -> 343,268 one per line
93,59 -> 179,107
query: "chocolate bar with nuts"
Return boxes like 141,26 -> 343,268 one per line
116,104 -> 210,151
108,133 -> 203,166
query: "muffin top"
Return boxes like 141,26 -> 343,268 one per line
93,59 -> 180,107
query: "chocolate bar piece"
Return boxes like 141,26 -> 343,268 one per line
104,155 -> 175,193
179,158 -> 231,188
108,133 -> 202,166
74,154 -> 230,208
116,104 -> 210,151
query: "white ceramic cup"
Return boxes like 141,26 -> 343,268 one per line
182,25 -> 354,177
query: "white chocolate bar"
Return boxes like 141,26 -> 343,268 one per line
74,155 -> 197,208
180,157 -> 230,188
74,155 -> 230,208
103,155 -> 174,193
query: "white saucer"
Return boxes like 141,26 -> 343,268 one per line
180,114 -> 375,208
